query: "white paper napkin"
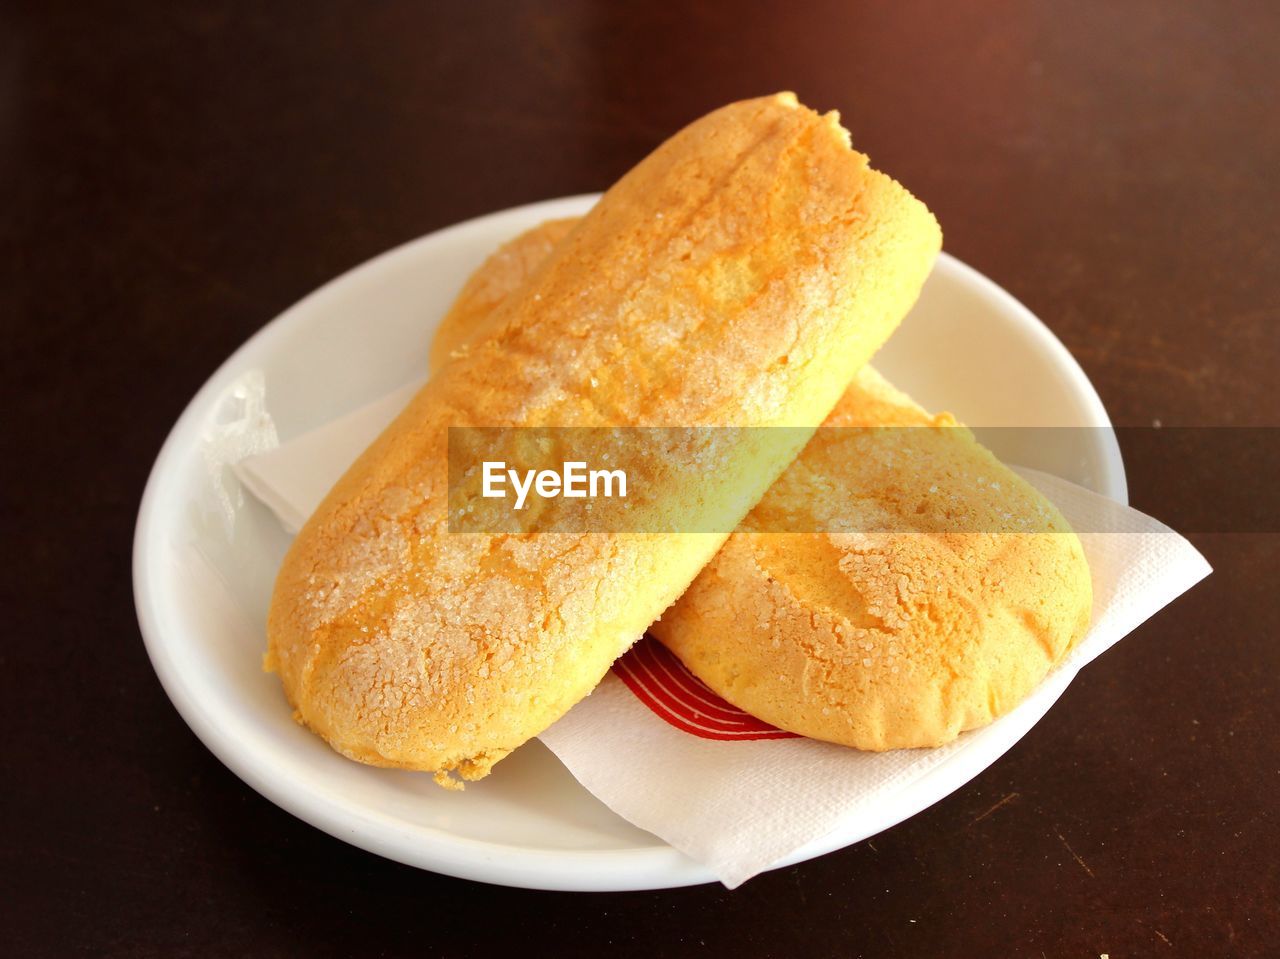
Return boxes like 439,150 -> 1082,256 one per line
233,379 -> 1211,888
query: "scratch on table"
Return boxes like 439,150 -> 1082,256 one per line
1056,830 -> 1095,878
1070,347 -> 1211,388
969,792 -> 1020,827
1154,929 -> 1172,947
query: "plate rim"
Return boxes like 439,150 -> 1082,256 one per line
133,194 -> 1127,891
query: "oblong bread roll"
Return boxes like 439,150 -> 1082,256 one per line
431,219 -> 1091,751
267,93 -> 942,785
658,368 -> 1092,749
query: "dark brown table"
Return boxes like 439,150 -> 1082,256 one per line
5,2 -> 1277,956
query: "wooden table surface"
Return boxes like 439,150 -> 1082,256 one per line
5,2 -> 1277,956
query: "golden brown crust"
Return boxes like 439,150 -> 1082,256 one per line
656,366 -> 1093,750
267,93 -> 942,782
429,217 -> 579,373
435,221 -> 1090,752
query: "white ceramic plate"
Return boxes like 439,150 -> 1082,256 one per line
134,194 -> 1126,891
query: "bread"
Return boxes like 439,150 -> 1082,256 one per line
429,217 -> 578,372
657,367 -> 1092,749
431,223 -> 1091,751
266,92 -> 943,785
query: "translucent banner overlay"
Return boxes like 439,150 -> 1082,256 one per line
446,426 -> 1278,534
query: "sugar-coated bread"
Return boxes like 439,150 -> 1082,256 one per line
429,217 -> 579,373
267,93 -> 942,785
654,366 -> 1093,750
433,220 -> 1090,752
